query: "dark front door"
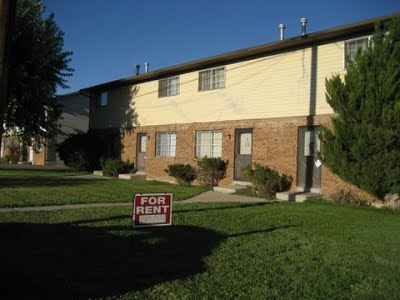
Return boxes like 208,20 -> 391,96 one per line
297,126 -> 321,191
136,133 -> 147,172
234,128 -> 253,180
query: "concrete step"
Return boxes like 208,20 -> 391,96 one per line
276,191 -> 304,201
232,181 -> 251,186
295,192 -> 321,202
213,185 -> 247,194
118,173 -> 147,180
276,191 -> 321,202
296,186 -> 321,193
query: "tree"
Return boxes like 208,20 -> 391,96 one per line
321,17 -> 400,199
0,0 -> 72,149
0,0 -> 17,148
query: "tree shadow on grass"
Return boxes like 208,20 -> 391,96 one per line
0,222 -> 224,299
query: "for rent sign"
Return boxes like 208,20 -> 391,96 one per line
133,193 -> 172,227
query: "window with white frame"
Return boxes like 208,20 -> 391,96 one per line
198,67 -> 225,91
196,130 -> 222,158
97,91 -> 108,107
344,36 -> 371,66
158,76 -> 180,97
156,132 -> 176,157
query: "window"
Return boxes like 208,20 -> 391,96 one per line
97,91 -> 108,106
344,36 -> 371,66
198,67 -> 225,91
156,132 -> 176,157
159,76 -> 180,97
196,130 -> 222,158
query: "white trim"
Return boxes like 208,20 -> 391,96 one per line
28,146 -> 34,162
0,136 -> 4,158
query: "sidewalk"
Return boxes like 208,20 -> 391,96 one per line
0,191 -> 273,213
179,191 -> 274,203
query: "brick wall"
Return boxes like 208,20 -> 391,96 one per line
119,115 -> 378,201
32,147 -> 46,165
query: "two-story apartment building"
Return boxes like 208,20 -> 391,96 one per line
83,14 -> 395,199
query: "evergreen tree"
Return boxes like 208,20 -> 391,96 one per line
321,16 -> 400,199
3,0 -> 72,146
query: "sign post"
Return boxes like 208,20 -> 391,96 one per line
132,193 -> 173,227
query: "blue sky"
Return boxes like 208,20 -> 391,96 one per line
42,0 -> 400,95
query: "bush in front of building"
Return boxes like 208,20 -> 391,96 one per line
100,158 -> 135,178
197,157 -> 228,186
321,17 -> 400,199
0,156 -> 11,164
241,164 -> 292,198
165,163 -> 197,185
57,133 -> 107,171
6,141 -> 21,164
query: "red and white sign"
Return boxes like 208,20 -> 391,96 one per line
133,193 -> 173,227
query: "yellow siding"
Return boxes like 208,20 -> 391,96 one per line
315,42 -> 345,115
127,42 -> 345,127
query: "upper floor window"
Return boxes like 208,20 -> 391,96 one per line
344,36 -> 371,66
156,132 -> 176,157
196,130 -> 222,158
97,91 -> 108,107
198,67 -> 225,91
159,76 -> 180,97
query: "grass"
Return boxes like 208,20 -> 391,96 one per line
0,170 -> 210,207
1,201 -> 399,299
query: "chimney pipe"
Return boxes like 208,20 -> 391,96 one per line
300,17 -> 308,36
144,61 -> 149,73
135,64 -> 140,76
278,23 -> 286,40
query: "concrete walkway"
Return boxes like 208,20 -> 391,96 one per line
0,191 -> 274,213
179,191 -> 275,204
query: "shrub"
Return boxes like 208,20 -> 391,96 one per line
7,142 -> 20,163
241,164 -> 292,198
57,133 -> 107,171
321,17 -> 400,199
328,190 -> 371,207
100,158 -> 135,178
197,157 -> 228,186
0,156 -> 10,164
165,163 -> 197,185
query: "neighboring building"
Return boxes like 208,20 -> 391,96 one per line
45,92 -> 90,164
82,14 -> 395,199
0,92 -> 89,165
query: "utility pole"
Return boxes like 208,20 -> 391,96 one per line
0,0 -> 17,153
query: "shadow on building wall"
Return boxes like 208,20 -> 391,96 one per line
89,85 -> 139,159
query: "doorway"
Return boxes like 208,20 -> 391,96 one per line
136,133 -> 147,173
297,126 -> 321,191
234,128 -> 253,181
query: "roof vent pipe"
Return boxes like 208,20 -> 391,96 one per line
135,64 -> 140,76
144,61 -> 149,73
278,24 -> 286,40
300,17 -> 308,36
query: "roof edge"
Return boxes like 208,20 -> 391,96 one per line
81,13 -> 399,93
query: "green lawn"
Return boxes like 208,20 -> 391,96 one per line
1,201 -> 399,299
0,170 -> 209,207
